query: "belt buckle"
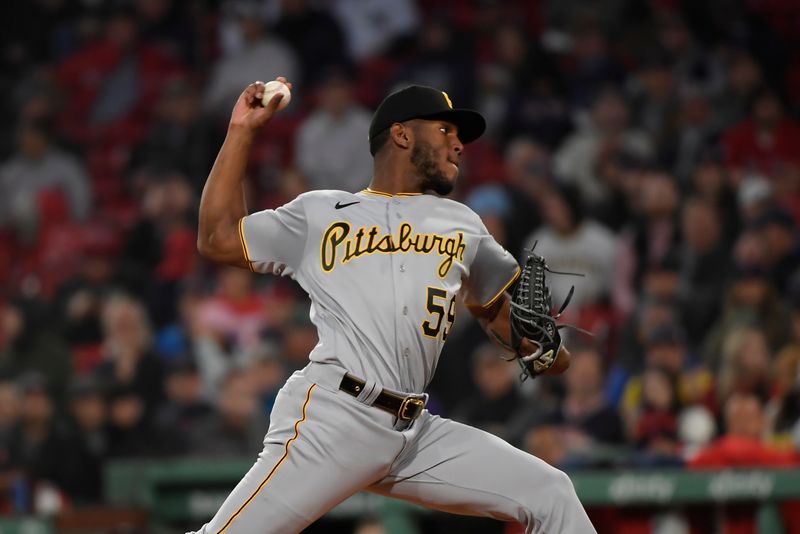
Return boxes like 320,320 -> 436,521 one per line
398,396 -> 425,421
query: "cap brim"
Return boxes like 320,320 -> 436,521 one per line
420,109 -> 486,144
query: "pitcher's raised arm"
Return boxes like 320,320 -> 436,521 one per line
197,78 -> 293,266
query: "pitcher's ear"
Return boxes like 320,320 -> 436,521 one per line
390,122 -> 411,149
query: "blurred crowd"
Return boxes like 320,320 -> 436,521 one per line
0,0 -> 799,526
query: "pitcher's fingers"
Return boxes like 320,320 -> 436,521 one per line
244,83 -> 262,106
264,93 -> 284,112
518,338 -> 541,358
275,76 -> 293,90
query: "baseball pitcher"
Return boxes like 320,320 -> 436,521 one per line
192,77 -> 597,533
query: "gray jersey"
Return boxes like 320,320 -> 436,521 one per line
240,188 -> 520,393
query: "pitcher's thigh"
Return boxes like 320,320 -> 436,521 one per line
191,381 -> 400,534
371,416 -> 596,534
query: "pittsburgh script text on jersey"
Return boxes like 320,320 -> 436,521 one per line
321,221 -> 466,277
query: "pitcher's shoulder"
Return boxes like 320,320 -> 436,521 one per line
297,189 -> 360,206
422,195 -> 484,225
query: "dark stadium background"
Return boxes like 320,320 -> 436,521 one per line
0,0 -> 799,533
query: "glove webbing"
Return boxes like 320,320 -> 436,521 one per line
511,246 -> 590,381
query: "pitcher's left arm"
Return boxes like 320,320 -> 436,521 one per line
469,293 -> 571,376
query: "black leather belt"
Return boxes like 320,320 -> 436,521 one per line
339,373 -> 426,421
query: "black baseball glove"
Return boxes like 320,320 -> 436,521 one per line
508,245 -> 582,380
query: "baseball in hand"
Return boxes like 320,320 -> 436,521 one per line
261,80 -> 291,110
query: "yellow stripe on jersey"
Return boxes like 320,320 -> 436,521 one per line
478,266 -> 521,311
238,217 -> 255,272
362,188 -> 392,197
361,188 -> 422,197
216,384 -> 316,534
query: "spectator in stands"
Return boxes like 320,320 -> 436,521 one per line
689,392 -> 798,534
627,50 -> 679,167
690,392 -> 796,467
609,289 -> 682,398
654,11 -> 724,97
501,66 -> 573,154
538,347 -> 626,455
272,0 -> 349,87
723,87 -> 800,181
641,253 -> 681,306
106,385 -> 164,458
56,5 -> 185,146
59,376 -> 109,503
0,381 -> 21,470
750,208 -> 800,293
280,304 -> 319,369
330,0 -> 419,61
632,367 -> 682,462
496,137 -> 549,255
767,344 -> 800,439
0,118 -> 90,240
615,171 -> 682,310
120,172 -> 198,327
786,287 -> 800,356
391,16 -> 475,107
711,48 -> 764,132
737,175 -> 775,225
0,299 -> 72,402
717,327 -> 773,404
133,0 -> 198,65
295,67 -> 372,192
54,235 -> 120,371
186,369 -> 266,457
677,197 -> 730,349
542,0 -> 626,37
246,341 -> 289,418
426,311 -> 487,417
670,87 -> 717,183
155,358 -> 213,454
147,285 -> 198,368
555,86 -> 653,212
189,282 -> 297,403
197,266 -> 268,354
453,343 -> 522,439
464,184 -> 512,247
483,23 -> 536,94
94,294 -> 165,418
562,22 -> 626,110
204,1 -> 298,118
129,77 -> 216,195
587,149 -> 645,233
689,150 -> 740,245
522,183 -> 617,320
621,322 -> 713,436
732,227 -> 769,272
702,265 -> 791,369
4,374 -> 70,495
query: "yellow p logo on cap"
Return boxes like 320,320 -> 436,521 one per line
442,91 -> 453,109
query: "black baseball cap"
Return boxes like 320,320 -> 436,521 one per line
369,85 -> 486,150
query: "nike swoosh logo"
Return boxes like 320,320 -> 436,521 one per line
335,201 -> 360,209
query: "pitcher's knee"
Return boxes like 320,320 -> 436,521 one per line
519,465 -> 577,509
549,468 -> 577,499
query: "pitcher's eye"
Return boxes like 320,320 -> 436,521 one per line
440,127 -> 448,134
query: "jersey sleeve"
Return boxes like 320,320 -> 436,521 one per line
240,194 -> 308,276
462,226 -> 521,311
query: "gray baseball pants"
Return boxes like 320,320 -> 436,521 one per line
190,362 -> 596,534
